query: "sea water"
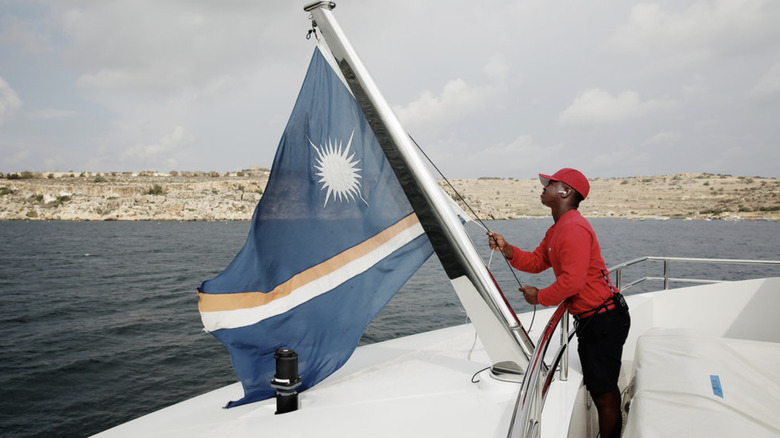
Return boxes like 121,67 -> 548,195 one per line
1,219 -> 778,437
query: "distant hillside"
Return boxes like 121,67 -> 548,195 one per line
443,173 -> 780,221
1,171 -> 778,221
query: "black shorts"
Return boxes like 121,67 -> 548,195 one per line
575,309 -> 630,395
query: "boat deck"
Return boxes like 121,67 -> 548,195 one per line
94,277 -> 780,438
94,311 -> 583,438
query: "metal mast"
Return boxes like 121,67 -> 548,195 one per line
304,1 -> 535,372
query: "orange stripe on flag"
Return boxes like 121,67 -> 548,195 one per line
197,213 -> 421,313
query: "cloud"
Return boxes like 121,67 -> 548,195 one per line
28,108 -> 78,119
559,88 -> 675,125
2,0 -> 779,178
749,61 -> 780,100
681,74 -> 708,98
393,79 -> 486,127
122,126 -> 193,162
486,135 -> 546,158
438,135 -> 557,178
2,149 -> 30,168
0,77 -> 23,123
607,0 -> 780,66
483,54 -> 510,83
392,56 -> 509,132
590,145 -> 654,172
0,16 -> 52,54
55,1 -> 301,99
644,131 -> 682,145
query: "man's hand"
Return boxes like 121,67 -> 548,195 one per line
487,231 -> 513,259
520,286 -> 539,305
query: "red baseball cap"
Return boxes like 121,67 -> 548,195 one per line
539,168 -> 590,200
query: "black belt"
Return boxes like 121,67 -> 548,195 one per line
574,301 -> 616,321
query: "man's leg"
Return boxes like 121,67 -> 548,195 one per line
591,388 -> 622,438
577,311 -> 630,437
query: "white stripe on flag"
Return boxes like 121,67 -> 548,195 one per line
201,222 -> 425,332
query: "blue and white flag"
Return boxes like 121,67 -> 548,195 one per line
197,48 -> 433,407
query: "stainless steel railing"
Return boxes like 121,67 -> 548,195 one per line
507,301 -> 571,438
608,257 -> 780,292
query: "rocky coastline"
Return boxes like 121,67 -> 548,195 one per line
1,171 -> 778,222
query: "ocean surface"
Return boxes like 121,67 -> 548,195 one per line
1,218 -> 778,437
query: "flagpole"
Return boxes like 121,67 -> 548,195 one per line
305,2 -> 535,372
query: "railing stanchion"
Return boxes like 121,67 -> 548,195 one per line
560,309 -> 569,382
664,259 -> 670,290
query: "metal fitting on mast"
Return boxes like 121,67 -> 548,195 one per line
304,1 -> 336,12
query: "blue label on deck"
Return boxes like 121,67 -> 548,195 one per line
710,375 -> 723,398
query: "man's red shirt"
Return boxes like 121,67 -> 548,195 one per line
508,209 -> 613,315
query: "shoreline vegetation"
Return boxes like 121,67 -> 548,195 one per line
1,170 -> 779,222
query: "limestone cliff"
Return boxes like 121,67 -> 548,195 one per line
1,171 -> 778,221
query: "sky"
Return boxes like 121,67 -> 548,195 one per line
1,0 -> 779,179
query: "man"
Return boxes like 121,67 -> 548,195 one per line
488,168 -> 630,438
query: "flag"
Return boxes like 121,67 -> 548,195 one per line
197,47 -> 433,407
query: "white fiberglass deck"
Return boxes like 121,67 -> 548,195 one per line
94,309 -> 583,438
